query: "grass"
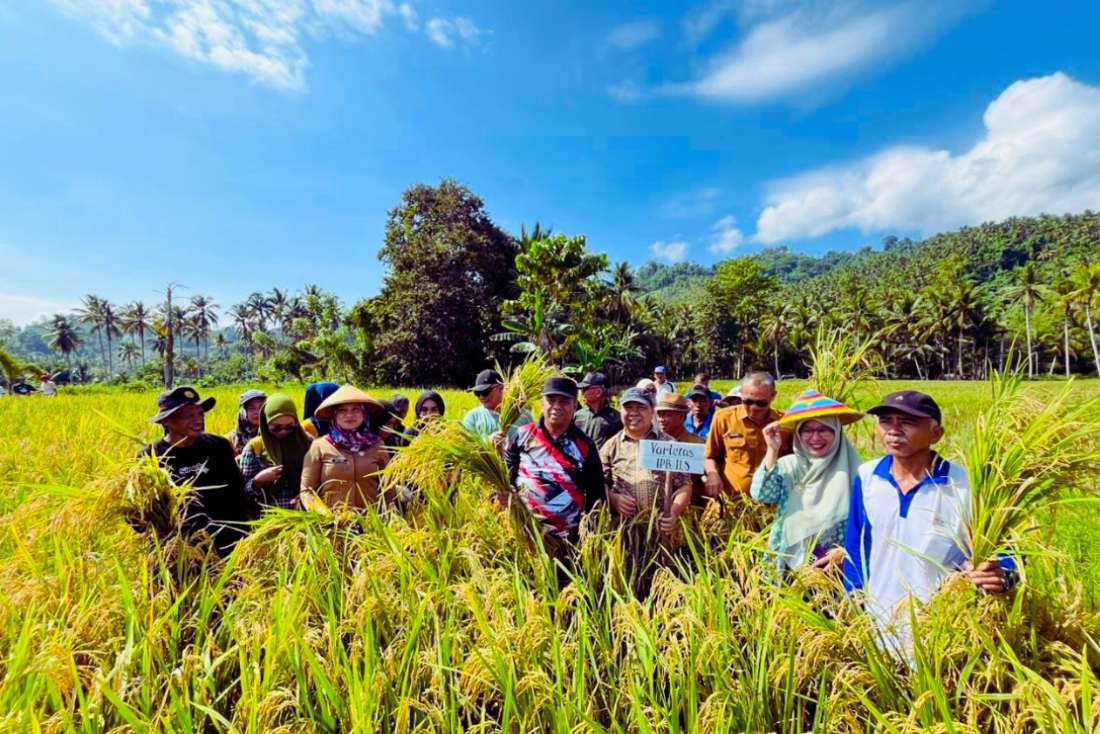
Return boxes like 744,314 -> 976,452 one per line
1,378 -> 1100,731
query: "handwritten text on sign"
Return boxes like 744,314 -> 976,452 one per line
639,440 -> 706,475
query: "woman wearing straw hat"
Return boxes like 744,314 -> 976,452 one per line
300,384 -> 390,512
750,388 -> 863,573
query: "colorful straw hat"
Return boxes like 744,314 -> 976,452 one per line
777,388 -> 863,430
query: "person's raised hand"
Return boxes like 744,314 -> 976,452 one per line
763,421 -> 784,452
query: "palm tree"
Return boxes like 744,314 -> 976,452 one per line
187,295 -> 219,358
1070,261 -> 1100,375
1051,274 -> 1078,378
119,342 -> 141,371
244,292 -> 271,331
119,301 -> 151,365
75,295 -> 106,367
267,288 -> 289,332
608,261 -> 639,325
47,314 -> 83,370
1006,264 -> 1044,378
100,300 -> 121,374
228,303 -> 254,354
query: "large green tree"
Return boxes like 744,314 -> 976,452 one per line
368,180 -> 518,385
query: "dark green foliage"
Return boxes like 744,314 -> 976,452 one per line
368,179 -> 519,385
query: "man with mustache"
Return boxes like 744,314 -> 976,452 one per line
842,390 -> 1017,644
704,372 -> 790,499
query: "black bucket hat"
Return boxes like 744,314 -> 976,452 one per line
149,386 -> 216,424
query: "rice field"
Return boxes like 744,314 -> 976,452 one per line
2,378 -> 1100,732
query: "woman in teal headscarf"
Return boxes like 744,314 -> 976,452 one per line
238,393 -> 313,510
751,389 -> 863,573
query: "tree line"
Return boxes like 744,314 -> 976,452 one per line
2,179 -> 1098,388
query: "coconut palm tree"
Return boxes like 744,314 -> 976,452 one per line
228,303 -> 254,354
1070,261 -> 1100,375
187,295 -> 219,359
119,341 -> 141,371
75,295 -> 106,367
100,300 -> 122,374
1006,264 -> 1044,378
119,301 -> 151,365
47,314 -> 83,370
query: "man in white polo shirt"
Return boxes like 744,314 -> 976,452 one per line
842,390 -> 1017,640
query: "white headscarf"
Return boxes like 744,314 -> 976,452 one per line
773,415 -> 861,550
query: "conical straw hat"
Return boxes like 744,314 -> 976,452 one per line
313,384 -> 385,421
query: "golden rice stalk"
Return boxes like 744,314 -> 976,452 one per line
498,352 -> 559,429
807,324 -> 884,407
384,419 -> 511,499
964,368 -> 1100,564
113,453 -> 191,540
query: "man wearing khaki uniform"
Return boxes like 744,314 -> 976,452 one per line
704,372 -> 790,497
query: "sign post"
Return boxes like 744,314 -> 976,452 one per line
639,440 -> 706,475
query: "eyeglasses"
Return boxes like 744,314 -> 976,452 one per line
269,423 -> 296,434
742,399 -> 772,408
798,426 -> 835,437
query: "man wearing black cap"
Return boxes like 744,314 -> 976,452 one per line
575,371 -> 622,449
463,368 -> 532,440
138,386 -> 254,557
502,377 -> 604,551
842,390 -> 1017,641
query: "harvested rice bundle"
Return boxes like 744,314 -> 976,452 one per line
964,369 -> 1100,565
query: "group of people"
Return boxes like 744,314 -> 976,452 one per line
138,365 -> 1017,643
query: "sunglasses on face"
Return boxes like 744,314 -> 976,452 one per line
269,423 -> 296,434
742,398 -> 771,408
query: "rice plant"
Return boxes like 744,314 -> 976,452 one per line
1,379 -> 1100,732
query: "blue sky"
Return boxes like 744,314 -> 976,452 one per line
3,0 -> 1100,325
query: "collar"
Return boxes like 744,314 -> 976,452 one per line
873,452 -> 951,485
537,417 -> 577,443
621,428 -> 660,443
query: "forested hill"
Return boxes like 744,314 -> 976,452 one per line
636,212 -> 1100,303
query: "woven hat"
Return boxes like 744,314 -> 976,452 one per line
655,392 -> 690,413
313,384 -> 385,421
776,388 -> 863,430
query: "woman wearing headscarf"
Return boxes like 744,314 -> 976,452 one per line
751,389 -> 863,573
239,393 -> 312,510
300,385 -> 390,512
302,381 -> 339,439
227,389 -> 267,456
404,390 -> 447,440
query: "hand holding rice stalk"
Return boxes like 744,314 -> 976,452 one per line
964,368 -> 1100,566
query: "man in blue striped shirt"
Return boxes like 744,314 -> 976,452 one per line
842,391 -> 1017,640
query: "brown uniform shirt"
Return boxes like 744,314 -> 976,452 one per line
301,437 -> 389,510
600,429 -> 692,516
704,404 -> 789,495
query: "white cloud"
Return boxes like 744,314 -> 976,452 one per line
708,215 -> 744,253
607,19 -> 659,50
0,293 -> 80,327
650,240 -> 689,263
425,15 -> 488,49
48,0 -> 488,90
754,72 -> 1100,243
660,187 -> 722,219
668,1 -> 974,104
397,2 -> 417,31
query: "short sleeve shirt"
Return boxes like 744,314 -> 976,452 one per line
704,404 -> 788,494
